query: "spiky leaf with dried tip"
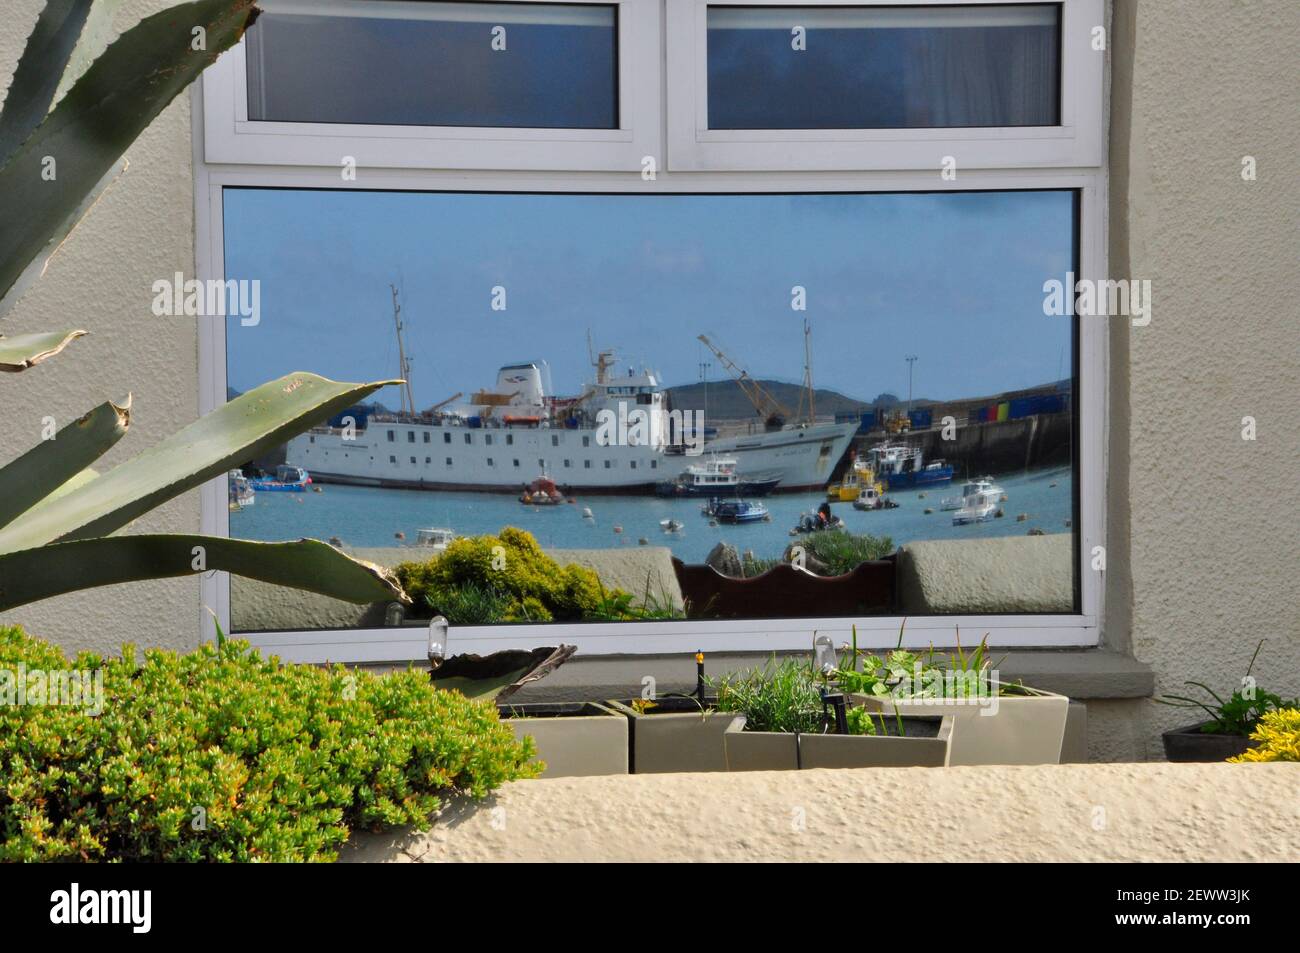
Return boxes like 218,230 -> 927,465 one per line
0,395 -> 128,530
0,372 -> 399,554
0,536 -> 407,612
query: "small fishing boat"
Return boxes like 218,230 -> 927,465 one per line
248,464 -> 310,492
228,470 -> 254,509
520,475 -> 565,505
941,478 -> 1006,511
710,499 -> 769,524
656,456 -> 780,498
415,527 -> 457,551
852,483 -> 897,511
660,518 -> 685,533
866,443 -> 953,490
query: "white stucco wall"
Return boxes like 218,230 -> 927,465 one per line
1107,0 -> 1300,758
0,0 -> 202,654
0,1 -> 1295,763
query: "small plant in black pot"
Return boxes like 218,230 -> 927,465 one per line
1156,640 -> 1298,762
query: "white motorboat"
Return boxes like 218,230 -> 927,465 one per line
415,527 -> 457,551
941,478 -> 1006,511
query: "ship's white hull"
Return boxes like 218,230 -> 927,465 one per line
286,420 -> 856,494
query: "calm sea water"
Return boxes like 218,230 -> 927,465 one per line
231,465 -> 1075,563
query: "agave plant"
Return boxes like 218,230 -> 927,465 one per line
0,1 -> 409,612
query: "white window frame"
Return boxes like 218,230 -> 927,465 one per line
202,0 -> 661,172
194,2 -> 1109,665
666,0 -> 1104,171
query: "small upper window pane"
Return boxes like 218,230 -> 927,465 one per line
247,2 -> 618,129
706,4 -> 1059,129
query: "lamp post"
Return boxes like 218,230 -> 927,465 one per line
905,355 -> 918,415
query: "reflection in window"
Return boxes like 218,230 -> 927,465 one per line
247,2 -> 618,129
707,4 -> 1059,129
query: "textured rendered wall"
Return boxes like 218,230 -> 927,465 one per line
1,2 -> 1295,766
343,764 -> 1300,862
0,1 -> 202,654
1108,0 -> 1300,758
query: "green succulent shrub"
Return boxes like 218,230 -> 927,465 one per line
1228,709 -> 1300,763
0,625 -> 540,862
396,527 -> 623,623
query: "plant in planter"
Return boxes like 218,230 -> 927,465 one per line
1228,709 -> 1300,763
837,624 -> 1070,766
1156,640 -> 1298,763
710,656 -> 951,771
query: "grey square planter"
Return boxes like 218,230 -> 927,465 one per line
853,683 -> 1069,766
498,701 -> 628,778
722,716 -> 954,771
722,719 -> 800,771
800,717 -> 952,768
606,697 -> 744,774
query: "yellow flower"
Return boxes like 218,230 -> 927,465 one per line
1228,708 -> 1300,763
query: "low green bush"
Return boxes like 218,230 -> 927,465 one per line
395,527 -> 638,623
0,625 -> 539,862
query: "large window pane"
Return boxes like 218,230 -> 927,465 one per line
223,189 -> 1078,633
707,4 -> 1060,129
246,1 -> 618,129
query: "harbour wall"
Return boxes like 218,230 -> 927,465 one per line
846,413 -> 1073,479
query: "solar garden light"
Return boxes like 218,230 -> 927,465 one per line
428,615 -> 449,669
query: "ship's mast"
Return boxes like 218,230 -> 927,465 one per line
391,284 -> 415,416
802,318 -> 815,423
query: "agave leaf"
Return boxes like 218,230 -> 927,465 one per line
0,535 -> 407,612
29,467 -> 99,509
0,396 -> 128,530
0,0 -> 93,166
0,372 -> 400,554
430,645 -> 578,702
51,0 -> 127,108
0,0 -> 258,313
0,329 -> 87,370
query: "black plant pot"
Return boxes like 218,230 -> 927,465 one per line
1161,721 -> 1252,763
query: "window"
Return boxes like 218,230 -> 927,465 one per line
388,455 -> 396,463
203,0 -> 662,171
410,456 -> 416,464
706,5 -> 1059,130
247,2 -> 618,129
387,430 -> 394,442
408,431 -> 415,442
425,456 -> 432,464
666,0 -> 1103,171
202,0 -> 1106,663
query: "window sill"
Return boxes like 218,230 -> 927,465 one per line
429,646 -> 1155,704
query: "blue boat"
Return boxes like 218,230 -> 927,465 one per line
705,497 -> 769,524
866,443 -> 954,490
248,464 -> 312,492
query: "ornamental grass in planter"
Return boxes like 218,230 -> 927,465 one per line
1156,641 -> 1298,763
710,657 -> 953,771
